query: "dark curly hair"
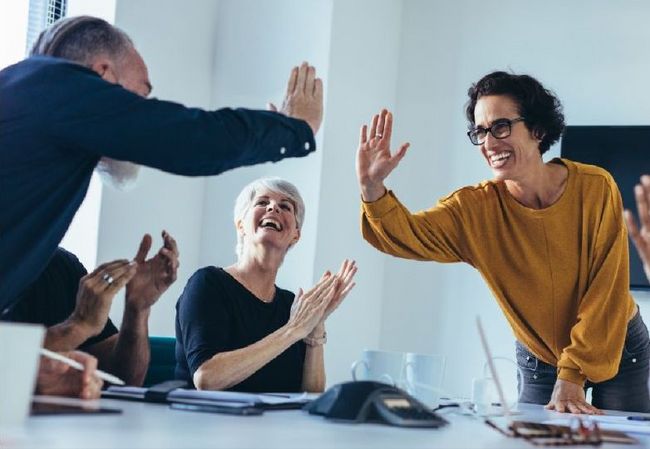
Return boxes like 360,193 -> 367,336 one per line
465,71 -> 565,155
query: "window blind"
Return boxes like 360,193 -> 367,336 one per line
25,0 -> 67,54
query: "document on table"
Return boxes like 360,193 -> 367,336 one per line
103,386 -> 314,408
546,415 -> 650,435
167,389 -> 312,407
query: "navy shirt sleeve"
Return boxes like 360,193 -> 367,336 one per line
41,60 -> 316,175
176,268 -> 232,376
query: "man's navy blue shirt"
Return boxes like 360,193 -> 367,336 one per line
0,57 -> 315,312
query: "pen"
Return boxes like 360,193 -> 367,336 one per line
40,348 -> 125,386
627,416 -> 650,422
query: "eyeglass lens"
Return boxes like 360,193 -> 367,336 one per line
469,120 -> 513,145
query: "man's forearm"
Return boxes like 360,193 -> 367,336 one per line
43,319 -> 93,351
108,306 -> 151,386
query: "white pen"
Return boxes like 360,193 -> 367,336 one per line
40,348 -> 125,386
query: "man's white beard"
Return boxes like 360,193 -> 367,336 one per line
95,157 -> 141,191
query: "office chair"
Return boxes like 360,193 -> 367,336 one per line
143,336 -> 177,387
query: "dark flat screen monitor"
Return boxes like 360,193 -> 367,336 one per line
561,126 -> 650,290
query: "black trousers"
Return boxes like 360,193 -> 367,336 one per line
516,310 -> 650,412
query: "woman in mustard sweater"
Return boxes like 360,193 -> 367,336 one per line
357,71 -> 649,414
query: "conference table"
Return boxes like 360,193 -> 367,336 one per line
5,396 -> 650,448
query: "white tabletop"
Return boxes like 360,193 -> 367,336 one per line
4,397 -> 650,449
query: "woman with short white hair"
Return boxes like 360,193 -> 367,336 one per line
175,177 -> 356,392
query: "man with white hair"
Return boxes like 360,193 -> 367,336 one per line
0,15 -> 323,397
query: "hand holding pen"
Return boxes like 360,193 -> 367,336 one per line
36,349 -> 125,400
41,348 -> 125,385
36,350 -> 104,399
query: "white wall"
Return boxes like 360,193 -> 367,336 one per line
313,0 -> 404,384
100,0 -> 218,335
0,1 -> 29,69
88,0 -> 650,395
67,0 -> 115,23
198,0 -> 332,292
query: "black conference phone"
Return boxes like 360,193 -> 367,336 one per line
304,381 -> 448,428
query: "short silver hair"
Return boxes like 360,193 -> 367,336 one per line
233,177 -> 305,259
30,16 -> 133,67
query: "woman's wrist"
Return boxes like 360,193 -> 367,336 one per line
307,323 -> 326,339
360,182 -> 387,203
304,324 -> 327,347
303,331 -> 327,347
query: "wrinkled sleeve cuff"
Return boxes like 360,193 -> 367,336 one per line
557,367 -> 587,387
361,190 -> 398,218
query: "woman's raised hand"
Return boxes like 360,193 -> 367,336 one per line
625,175 -> 650,282
287,275 -> 338,339
356,109 -> 410,202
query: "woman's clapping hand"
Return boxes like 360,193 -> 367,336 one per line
287,275 -> 338,339
319,259 -> 357,322
287,259 -> 358,340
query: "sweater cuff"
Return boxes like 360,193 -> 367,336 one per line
361,190 -> 397,218
557,367 -> 587,386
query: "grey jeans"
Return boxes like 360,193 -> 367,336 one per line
516,310 -> 650,412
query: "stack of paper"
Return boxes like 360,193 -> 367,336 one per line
103,386 -> 313,409
167,389 -> 311,408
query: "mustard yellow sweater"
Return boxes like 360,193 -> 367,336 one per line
361,159 -> 636,386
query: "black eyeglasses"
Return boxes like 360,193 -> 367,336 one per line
467,117 -> 526,145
